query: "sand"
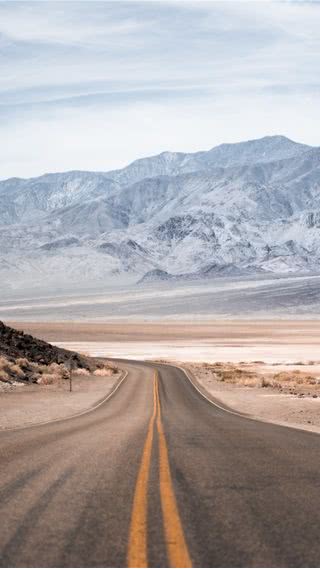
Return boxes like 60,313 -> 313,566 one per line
0,371 -> 122,430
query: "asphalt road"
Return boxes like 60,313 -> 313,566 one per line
2,360 -> 320,567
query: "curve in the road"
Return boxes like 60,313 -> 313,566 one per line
2,359 -> 320,567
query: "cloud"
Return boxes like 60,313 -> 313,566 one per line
0,0 -> 319,178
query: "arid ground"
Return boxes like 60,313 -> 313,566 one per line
9,319 -> 320,362
2,319 -> 320,433
3,322 -> 320,567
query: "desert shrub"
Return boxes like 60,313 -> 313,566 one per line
10,364 -> 25,379
0,356 -> 10,370
93,368 -> 113,377
47,362 -> 61,373
261,377 -> 270,388
0,370 -> 9,382
261,377 -> 281,389
74,368 -> 90,376
16,357 -> 29,368
238,377 -> 261,387
273,371 -> 318,386
39,373 -> 61,385
100,361 -> 118,374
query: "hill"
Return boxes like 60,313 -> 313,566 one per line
0,321 -> 102,385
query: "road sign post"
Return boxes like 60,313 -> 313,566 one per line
67,356 -> 76,392
67,355 -> 78,393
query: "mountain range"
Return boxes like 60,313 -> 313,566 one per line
1,135 -> 319,294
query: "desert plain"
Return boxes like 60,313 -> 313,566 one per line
1,319 -> 320,434
9,319 -> 320,362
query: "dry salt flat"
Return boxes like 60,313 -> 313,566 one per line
53,340 -> 320,364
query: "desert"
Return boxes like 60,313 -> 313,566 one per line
1,319 -> 320,434
2,1 -> 320,565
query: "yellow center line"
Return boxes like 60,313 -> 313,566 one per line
155,371 -> 192,568
127,378 -> 157,568
127,370 -> 192,568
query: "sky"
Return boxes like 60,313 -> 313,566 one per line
0,0 -> 319,179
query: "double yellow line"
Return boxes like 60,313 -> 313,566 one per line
127,371 -> 192,568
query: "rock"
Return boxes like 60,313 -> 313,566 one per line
0,320 -> 95,383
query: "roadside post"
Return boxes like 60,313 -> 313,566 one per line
68,355 -> 77,393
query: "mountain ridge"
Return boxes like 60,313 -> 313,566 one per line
0,135 -> 319,293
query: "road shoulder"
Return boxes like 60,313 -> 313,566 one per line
176,362 -> 320,435
0,369 -> 125,430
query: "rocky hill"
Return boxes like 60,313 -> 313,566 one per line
0,321 -> 98,384
0,321 -> 91,368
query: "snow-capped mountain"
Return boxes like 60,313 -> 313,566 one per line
1,135 -> 319,293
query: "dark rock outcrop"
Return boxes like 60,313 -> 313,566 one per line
0,321 -> 93,370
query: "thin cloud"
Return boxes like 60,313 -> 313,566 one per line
0,0 -> 319,179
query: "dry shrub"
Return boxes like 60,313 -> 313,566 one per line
38,373 -> 62,385
261,377 -> 281,389
16,357 -> 29,368
101,361 -> 118,374
206,362 -> 261,388
0,356 -> 9,370
197,360 -> 320,393
0,370 -> 9,382
36,362 -> 68,380
307,377 -> 318,385
0,357 -> 26,381
10,364 -> 25,379
93,368 -> 113,377
0,352 -> 115,385
48,362 -> 68,377
74,368 -> 90,376
47,362 -> 61,373
274,371 -> 311,385
237,377 -> 262,388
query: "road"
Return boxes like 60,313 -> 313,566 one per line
2,360 -> 320,567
